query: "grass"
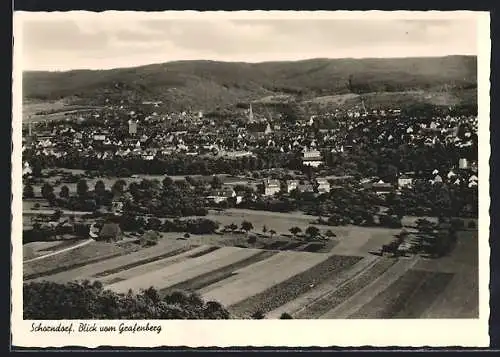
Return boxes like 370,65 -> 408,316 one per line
23,241 -> 139,280
37,239 -> 85,252
160,250 -> 278,295
92,245 -> 198,278
294,258 -> 397,319
394,271 -> 455,318
348,269 -> 450,319
228,254 -> 362,318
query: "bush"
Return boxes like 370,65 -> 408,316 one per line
468,220 -> 477,229
280,312 -> 293,319
251,310 -> 265,319
24,281 -> 230,319
247,235 -> 257,244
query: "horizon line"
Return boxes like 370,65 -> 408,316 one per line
23,54 -> 477,73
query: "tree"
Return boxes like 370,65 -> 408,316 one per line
23,184 -> 34,199
184,233 -> 190,239
140,230 -> 160,247
77,179 -> 89,198
269,229 -> 276,238
325,229 -> 336,238
94,180 -> 106,197
305,226 -> 320,241
162,176 -> 174,188
29,158 -> 43,178
59,185 -> 70,199
211,175 -> 223,189
251,310 -> 265,319
280,312 -> 293,319
228,223 -> 238,232
262,225 -> 268,234
23,281 -> 231,319
241,221 -> 254,234
51,209 -> 63,222
112,180 -> 127,196
289,226 -> 302,237
41,182 -> 54,200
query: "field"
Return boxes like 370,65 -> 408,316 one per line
23,100 -> 102,123
23,211 -> 478,319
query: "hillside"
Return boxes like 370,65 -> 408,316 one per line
23,56 -> 477,111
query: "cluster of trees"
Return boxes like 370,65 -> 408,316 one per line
381,218 -> 461,258
118,215 -> 220,235
395,182 -> 478,218
25,151 -> 295,178
25,176 -> 211,217
24,281 -> 230,319
123,177 -> 208,217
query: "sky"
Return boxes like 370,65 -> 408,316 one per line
17,12 -> 479,72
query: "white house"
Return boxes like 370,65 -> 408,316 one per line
285,180 -> 300,193
316,178 -> 331,193
263,179 -> 281,196
302,148 -> 323,167
398,175 -> 413,189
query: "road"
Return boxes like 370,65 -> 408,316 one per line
23,209 -> 91,216
24,238 -> 94,263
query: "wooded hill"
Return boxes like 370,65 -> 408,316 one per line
23,56 -> 477,111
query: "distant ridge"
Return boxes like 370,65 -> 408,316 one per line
23,56 -> 477,111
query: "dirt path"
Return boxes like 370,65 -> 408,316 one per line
319,256 -> 420,319
23,239 -> 94,264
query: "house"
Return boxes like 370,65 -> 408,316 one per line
372,180 -> 393,195
22,162 -> 32,176
433,175 -> 443,184
459,158 -> 469,170
263,179 -> 281,196
93,132 -> 107,142
128,120 -> 138,135
315,178 -> 331,194
302,148 -> 323,167
111,197 -> 124,215
285,180 -> 299,193
398,174 -> 413,189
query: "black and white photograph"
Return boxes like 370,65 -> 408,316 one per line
12,10 -> 490,348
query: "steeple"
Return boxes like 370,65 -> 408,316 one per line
248,103 -> 254,122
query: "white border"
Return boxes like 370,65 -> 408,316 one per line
11,11 -> 491,348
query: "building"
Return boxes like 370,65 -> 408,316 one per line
459,158 -> 469,170
22,162 -> 32,176
263,179 -> 281,196
316,178 -> 331,194
128,120 -> 138,135
285,180 -> 299,193
398,174 -> 414,189
93,133 -> 106,142
372,180 -> 393,195
111,198 -> 124,215
302,148 -> 323,167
